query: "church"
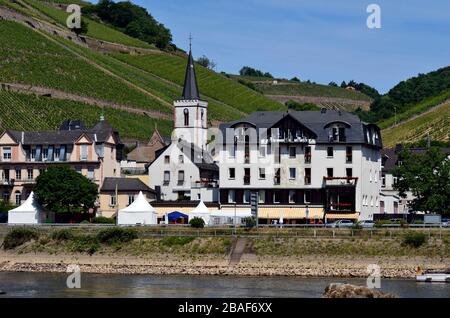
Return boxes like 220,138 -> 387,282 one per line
147,48 -> 219,202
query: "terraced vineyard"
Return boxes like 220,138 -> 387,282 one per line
112,53 -> 285,114
382,100 -> 450,147
0,21 -> 172,113
0,90 -> 173,140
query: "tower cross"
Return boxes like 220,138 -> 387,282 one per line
189,33 -> 193,51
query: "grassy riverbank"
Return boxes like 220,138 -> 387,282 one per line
1,227 -> 449,278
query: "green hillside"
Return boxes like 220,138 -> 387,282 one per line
382,99 -> 450,147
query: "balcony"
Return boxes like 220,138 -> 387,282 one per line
324,177 -> 358,186
192,179 -> 218,188
328,202 -> 353,212
1,179 -> 14,186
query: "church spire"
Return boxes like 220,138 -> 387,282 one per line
182,39 -> 200,100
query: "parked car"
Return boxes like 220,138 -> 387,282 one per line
328,220 -> 354,228
441,218 -> 450,227
358,220 -> 375,228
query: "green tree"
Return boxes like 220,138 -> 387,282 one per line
34,166 -> 98,213
393,147 -> 450,214
196,55 -> 217,70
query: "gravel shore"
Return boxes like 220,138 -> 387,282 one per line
1,251 -> 448,278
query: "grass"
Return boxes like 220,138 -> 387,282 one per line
112,52 -> 286,114
382,99 -> 450,147
0,90 -> 173,141
23,0 -> 152,48
0,21 -> 171,113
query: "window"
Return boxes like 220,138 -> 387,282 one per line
164,155 -> 170,164
369,169 -> 372,182
179,155 -> 184,164
273,190 -> 281,204
184,108 -> 189,126
244,168 -> 250,184
80,145 -> 88,161
228,190 -> 236,203
370,196 -> 374,207
15,168 -> 21,180
201,109 -> 204,124
289,190 -> 296,203
327,146 -> 333,157
128,195 -> 135,206
304,168 -> 311,185
374,170 -> 378,183
15,191 -> 21,206
42,148 -> 48,161
338,127 -> 346,141
243,190 -> 250,203
346,146 -> 352,163
375,196 -> 379,207
393,177 -> 398,185
229,168 -> 235,179
289,146 -> 296,158
27,168 -> 33,180
1,169 -> 9,181
163,171 -> 170,185
257,168 -> 265,180
110,195 -> 117,207
274,168 -> 281,185
75,166 -> 82,174
87,167 -> 94,180
289,167 -> 296,180
3,191 -> 10,201
304,146 -> 311,163
30,148 -> 36,161
258,190 -> 265,203
327,168 -> 333,178
304,190 -> 311,204
230,142 -> 237,158
2,147 -> 11,161
259,145 -> 266,157
178,170 -> 185,185
382,174 -> 386,187
346,168 -> 352,179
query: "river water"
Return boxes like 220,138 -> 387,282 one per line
0,272 -> 448,298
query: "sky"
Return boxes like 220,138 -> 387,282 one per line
124,0 -> 449,93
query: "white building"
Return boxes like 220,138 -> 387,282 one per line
147,49 -> 218,202
217,109 -> 383,222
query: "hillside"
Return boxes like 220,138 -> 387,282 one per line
0,0 -> 285,142
232,76 -> 373,111
381,98 -> 450,147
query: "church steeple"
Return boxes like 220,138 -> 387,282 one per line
182,49 -> 200,100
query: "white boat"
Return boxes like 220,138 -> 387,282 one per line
416,269 -> 450,283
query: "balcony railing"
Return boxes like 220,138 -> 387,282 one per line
324,176 -> 358,186
328,202 -> 353,211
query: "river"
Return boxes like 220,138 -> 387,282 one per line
0,272 -> 448,298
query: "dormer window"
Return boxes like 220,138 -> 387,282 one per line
184,108 -> 189,126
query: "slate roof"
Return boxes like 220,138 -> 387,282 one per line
382,146 -> 450,173
219,110 -> 382,147
181,50 -> 200,100
6,119 -> 122,146
100,177 -> 156,193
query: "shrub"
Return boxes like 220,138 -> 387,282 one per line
96,227 -> 138,245
3,227 -> 39,250
189,217 -> 205,228
69,235 -> 100,255
243,216 -> 256,228
92,216 -> 116,224
50,229 -> 74,241
403,232 -> 427,248
80,220 -> 90,224
161,236 -> 195,246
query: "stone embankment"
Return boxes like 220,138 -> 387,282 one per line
323,283 -> 397,298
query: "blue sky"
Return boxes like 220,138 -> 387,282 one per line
126,1 -> 449,93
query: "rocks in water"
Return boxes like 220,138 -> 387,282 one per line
323,283 -> 397,298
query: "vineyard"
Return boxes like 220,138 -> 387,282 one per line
0,90 -> 173,141
382,100 -> 450,147
0,21 -> 172,113
112,53 -> 285,114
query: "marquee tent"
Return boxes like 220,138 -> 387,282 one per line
189,201 -> 210,225
8,192 -> 43,224
117,191 -> 157,225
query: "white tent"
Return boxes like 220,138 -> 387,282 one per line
117,191 -> 157,225
8,192 -> 43,224
188,201 -> 210,225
